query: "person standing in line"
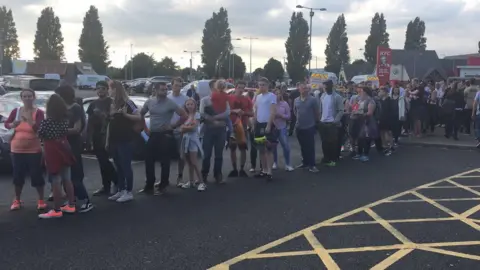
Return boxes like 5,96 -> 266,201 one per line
200,80 -> 230,184
471,84 -> 480,148
318,80 -> 344,166
288,83 -> 300,136
272,88 -> 293,171
139,82 -> 187,195
294,80 -> 320,172
86,81 -> 118,196
252,77 -> 277,180
227,80 -> 253,178
179,99 -> 206,191
464,79 -> 479,135
55,85 -> 93,213
37,94 -> 76,219
166,78 -> 189,187
106,81 -> 142,203
5,89 -> 46,211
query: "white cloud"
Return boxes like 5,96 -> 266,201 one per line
2,0 -> 479,73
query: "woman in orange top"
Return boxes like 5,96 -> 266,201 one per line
4,89 -> 46,211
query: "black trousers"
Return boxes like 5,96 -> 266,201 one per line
144,131 -> 175,190
319,123 -> 339,163
92,135 -> 117,190
464,109 -> 473,134
427,104 -> 437,132
289,113 -> 296,135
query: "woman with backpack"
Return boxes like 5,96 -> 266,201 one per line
55,85 -> 93,213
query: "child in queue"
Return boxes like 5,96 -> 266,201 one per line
180,99 -> 206,191
37,94 -> 76,219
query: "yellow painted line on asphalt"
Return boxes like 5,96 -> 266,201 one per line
304,231 -> 340,270
209,169 -> 480,269
370,248 -> 414,270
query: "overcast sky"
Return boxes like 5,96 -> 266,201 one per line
3,0 -> 480,71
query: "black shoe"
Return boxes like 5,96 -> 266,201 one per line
265,174 -> 273,182
295,164 -> 308,169
154,187 -> 167,196
93,188 -> 109,196
78,202 -> 94,213
239,169 -> 248,177
47,194 -> 54,202
228,169 -> 239,177
255,172 -> 266,178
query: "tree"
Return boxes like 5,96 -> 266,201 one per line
364,13 -> 389,64
263,58 -> 285,82
106,67 -> 123,79
285,12 -> 310,84
352,59 -> 367,65
33,7 -> 65,60
478,41 -> 479,53
253,67 -> 264,78
122,53 -> 155,78
324,14 -> 350,74
153,57 -> 179,76
219,53 -> 246,79
180,67 -> 195,80
0,6 -> 20,74
201,7 -> 232,78
78,5 -> 109,74
404,17 -> 427,51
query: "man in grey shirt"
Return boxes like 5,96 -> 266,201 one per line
139,81 -> 187,195
294,80 -> 320,172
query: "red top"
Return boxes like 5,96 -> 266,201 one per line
211,91 -> 229,113
229,94 -> 253,126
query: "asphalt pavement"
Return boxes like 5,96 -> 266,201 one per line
1,138 -> 480,269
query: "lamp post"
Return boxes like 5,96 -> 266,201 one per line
184,50 -> 200,81
242,37 -> 259,78
229,46 -> 241,79
130,44 -> 134,79
295,5 -> 326,73
0,28 -> 4,76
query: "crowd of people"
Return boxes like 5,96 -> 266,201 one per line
4,75 -> 479,219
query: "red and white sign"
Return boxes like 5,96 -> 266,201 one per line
376,46 -> 392,86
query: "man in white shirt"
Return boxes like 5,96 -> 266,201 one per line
253,77 -> 277,181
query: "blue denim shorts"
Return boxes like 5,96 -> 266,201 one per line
11,152 -> 45,187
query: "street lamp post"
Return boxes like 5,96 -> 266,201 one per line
130,44 -> 134,79
184,50 -> 200,81
242,37 -> 259,78
0,28 -> 4,76
295,5 -> 326,73
229,46 -> 241,79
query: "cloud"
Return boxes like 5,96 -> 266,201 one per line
3,0 -> 479,72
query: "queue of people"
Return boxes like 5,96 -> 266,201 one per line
4,76 -> 479,219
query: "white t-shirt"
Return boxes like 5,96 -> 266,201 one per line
167,93 -> 189,125
255,92 -> 276,123
321,94 -> 335,122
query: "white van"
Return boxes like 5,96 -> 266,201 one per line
45,73 -> 61,80
77,75 -> 110,90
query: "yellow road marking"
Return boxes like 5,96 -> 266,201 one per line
208,169 -> 480,269
370,249 -> 414,270
304,231 -> 340,269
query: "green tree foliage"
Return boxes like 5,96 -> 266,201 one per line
364,13 -> 389,64
478,41 -> 479,53
0,6 -> 20,74
324,14 -> 350,74
106,67 -> 123,79
285,12 -> 310,83
153,57 -> 179,76
404,17 -> 427,51
180,67 -> 195,80
253,67 -> 264,78
219,53 -> 246,79
201,7 -> 232,78
122,53 -> 155,78
263,58 -> 285,83
78,5 -> 110,74
33,7 -> 65,60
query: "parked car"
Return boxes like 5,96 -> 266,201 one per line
128,78 -> 148,94
1,91 -> 52,111
143,76 -> 174,94
181,80 -> 234,99
0,99 -> 24,170
4,76 -> 60,92
82,96 -> 150,160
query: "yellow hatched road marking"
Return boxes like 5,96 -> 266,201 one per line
208,169 -> 480,270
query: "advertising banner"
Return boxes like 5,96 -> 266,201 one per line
376,46 -> 392,86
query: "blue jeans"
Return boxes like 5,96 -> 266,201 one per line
475,115 -> 480,140
201,127 -> 226,178
296,126 -> 316,167
112,142 -> 134,192
273,128 -> 291,166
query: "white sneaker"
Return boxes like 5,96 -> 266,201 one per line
285,165 -> 294,172
181,182 -> 191,189
116,191 -> 133,203
272,163 -> 278,170
108,191 -> 124,201
197,183 -> 207,191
